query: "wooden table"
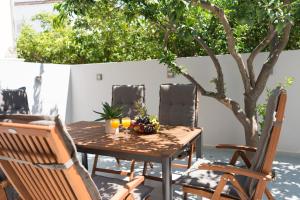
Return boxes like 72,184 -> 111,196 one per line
67,121 -> 203,200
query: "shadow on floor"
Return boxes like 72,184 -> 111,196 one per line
78,147 -> 300,200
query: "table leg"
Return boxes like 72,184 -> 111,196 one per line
196,133 -> 203,159
162,157 -> 172,200
82,153 -> 88,169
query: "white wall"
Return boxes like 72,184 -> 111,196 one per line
70,50 -> 300,153
0,0 -> 15,58
0,60 -> 71,121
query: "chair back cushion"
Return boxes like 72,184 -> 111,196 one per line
0,87 -> 29,114
159,84 -> 198,127
0,115 -> 101,200
112,85 -> 145,118
245,87 -> 286,196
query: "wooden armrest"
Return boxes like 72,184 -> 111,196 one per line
111,176 -> 145,200
111,188 -> 129,200
125,176 -> 145,191
198,163 -> 272,181
216,144 -> 257,152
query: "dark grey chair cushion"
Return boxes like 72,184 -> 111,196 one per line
0,87 -> 29,114
176,159 -> 242,199
93,175 -> 152,200
159,84 -> 198,127
112,85 -> 145,119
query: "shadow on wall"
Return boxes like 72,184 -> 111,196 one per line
50,104 -> 58,115
31,63 -> 44,114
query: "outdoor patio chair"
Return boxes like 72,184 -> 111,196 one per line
176,87 -> 287,200
0,87 -> 29,114
92,84 -> 146,179
0,114 -> 153,200
143,83 -> 199,180
0,87 -> 29,200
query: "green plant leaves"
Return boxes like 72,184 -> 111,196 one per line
17,0 -> 300,63
93,102 -> 123,121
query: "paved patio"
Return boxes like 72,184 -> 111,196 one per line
80,147 -> 300,200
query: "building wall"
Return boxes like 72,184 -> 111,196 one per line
0,0 -> 15,58
13,0 -> 57,36
0,60 -> 71,121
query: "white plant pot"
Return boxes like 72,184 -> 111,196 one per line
105,120 -> 118,134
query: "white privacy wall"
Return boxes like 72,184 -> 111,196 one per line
0,60 -> 71,121
0,0 -> 14,58
70,50 -> 300,153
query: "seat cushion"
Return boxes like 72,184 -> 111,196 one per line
92,175 -> 153,200
176,159 -> 246,199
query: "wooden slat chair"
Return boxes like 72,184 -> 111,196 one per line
176,87 -> 287,200
92,85 -> 146,180
0,87 -> 30,200
0,114 -> 152,200
143,83 -> 199,180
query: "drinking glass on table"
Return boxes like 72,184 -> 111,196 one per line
111,118 -> 120,140
122,117 -> 131,140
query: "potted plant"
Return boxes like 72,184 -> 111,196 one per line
93,102 -> 123,133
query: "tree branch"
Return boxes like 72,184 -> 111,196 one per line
193,0 -> 251,93
193,35 -> 225,96
247,25 -> 276,88
252,21 -> 292,99
180,70 -> 249,128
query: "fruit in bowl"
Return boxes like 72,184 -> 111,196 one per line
131,115 -> 160,134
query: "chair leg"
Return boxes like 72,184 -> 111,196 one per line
187,144 -> 194,168
92,154 -> 99,176
129,160 -> 136,180
211,174 -> 228,200
115,158 -> 121,167
183,192 -> 188,200
265,188 -> 275,200
143,162 -> 148,176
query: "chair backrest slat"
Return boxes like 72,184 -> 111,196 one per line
159,83 -> 199,127
112,84 -> 145,118
0,115 -> 101,200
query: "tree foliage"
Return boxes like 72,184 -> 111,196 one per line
17,0 -> 300,64
17,2 -> 163,64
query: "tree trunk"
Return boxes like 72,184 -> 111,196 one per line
243,119 -> 259,147
243,96 -> 259,158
